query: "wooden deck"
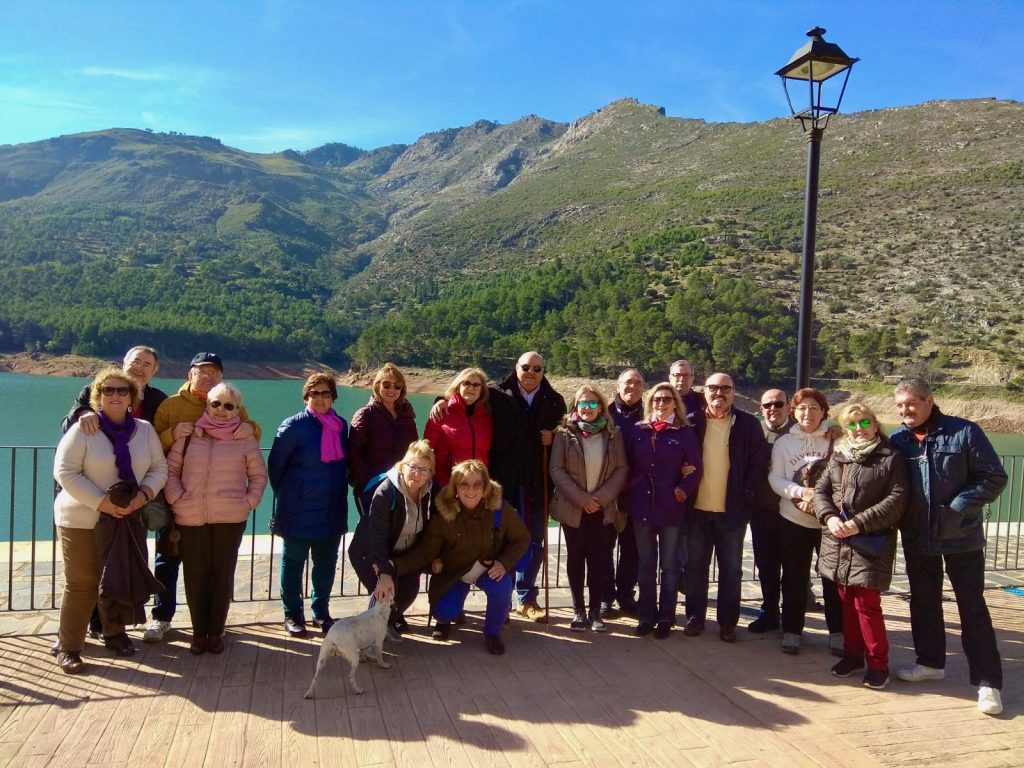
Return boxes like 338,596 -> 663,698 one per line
1,584 -> 1023,768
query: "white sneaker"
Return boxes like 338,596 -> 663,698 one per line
978,686 -> 1003,716
781,632 -> 801,655
895,663 -> 945,682
143,619 -> 171,643
829,632 -> 846,657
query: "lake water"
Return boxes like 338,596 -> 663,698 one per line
2,373 -> 1022,541
0,373 -> 440,541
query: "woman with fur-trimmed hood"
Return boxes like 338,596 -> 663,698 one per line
388,459 -> 529,655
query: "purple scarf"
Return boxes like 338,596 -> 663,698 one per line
98,410 -> 138,486
306,407 -> 345,463
195,412 -> 241,441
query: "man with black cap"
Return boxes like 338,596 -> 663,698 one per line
143,352 -> 261,643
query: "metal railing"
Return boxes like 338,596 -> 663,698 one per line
2,446 -> 1022,612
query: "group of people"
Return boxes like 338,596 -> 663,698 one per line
50,346 -> 1009,716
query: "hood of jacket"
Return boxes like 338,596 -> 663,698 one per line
435,479 -> 503,523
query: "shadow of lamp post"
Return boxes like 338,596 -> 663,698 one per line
776,27 -> 858,389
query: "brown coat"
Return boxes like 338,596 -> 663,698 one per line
814,440 -> 908,591
393,480 -> 529,606
549,422 -> 628,531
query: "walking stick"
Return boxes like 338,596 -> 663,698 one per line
542,442 -> 551,628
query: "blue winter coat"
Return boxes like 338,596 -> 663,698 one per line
625,421 -> 703,528
268,409 -> 349,539
890,408 -> 1007,556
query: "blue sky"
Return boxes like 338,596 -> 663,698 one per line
1,1 -> 1021,154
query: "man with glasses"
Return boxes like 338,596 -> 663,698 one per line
683,373 -> 769,643
143,352 -> 262,643
605,368 -> 646,616
748,389 -> 794,633
890,378 -> 1007,715
669,360 -> 706,435
63,345 -> 169,432
495,351 -> 566,622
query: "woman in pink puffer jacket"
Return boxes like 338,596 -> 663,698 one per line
166,382 -> 267,655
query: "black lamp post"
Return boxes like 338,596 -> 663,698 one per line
776,27 -> 858,390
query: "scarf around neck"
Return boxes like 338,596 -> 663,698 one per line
839,435 -> 882,462
571,412 -> 608,437
195,411 -> 241,442
306,406 -> 345,462
99,410 -> 138,485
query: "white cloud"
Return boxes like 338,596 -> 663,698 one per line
81,66 -> 174,82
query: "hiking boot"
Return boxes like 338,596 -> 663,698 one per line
517,601 -> 548,623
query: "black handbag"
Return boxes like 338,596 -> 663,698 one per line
838,465 -> 889,560
140,490 -> 171,532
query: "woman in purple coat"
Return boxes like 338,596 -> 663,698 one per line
349,363 -> 419,511
625,382 -> 703,639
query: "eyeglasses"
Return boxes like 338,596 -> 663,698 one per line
405,465 -> 432,476
457,481 -> 485,490
651,395 -> 675,404
577,400 -> 599,409
307,390 -> 333,399
670,371 -> 694,379
845,418 -> 873,430
706,385 -> 733,394
519,364 -> 544,373
380,381 -> 403,390
460,381 -> 483,389
209,401 -> 237,411
761,401 -> 786,410
100,386 -> 131,397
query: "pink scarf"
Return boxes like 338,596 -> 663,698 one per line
306,407 -> 345,463
196,412 -> 241,441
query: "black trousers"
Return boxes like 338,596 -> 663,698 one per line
904,547 -> 1002,688
749,506 -> 782,619
178,522 -> 246,637
353,559 -> 421,622
606,513 -> 638,606
779,516 -> 842,635
562,513 -> 616,614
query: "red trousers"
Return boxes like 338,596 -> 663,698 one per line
837,584 -> 889,670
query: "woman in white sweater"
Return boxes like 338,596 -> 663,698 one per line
53,368 -> 167,674
768,388 -> 842,656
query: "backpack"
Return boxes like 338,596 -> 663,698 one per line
359,471 -> 398,518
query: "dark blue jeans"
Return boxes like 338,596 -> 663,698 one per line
634,520 -> 681,624
435,573 -> 513,637
514,487 -> 546,605
279,534 -> 342,623
151,527 -> 180,622
686,510 -> 746,629
606,512 -> 638,606
904,547 -> 1002,688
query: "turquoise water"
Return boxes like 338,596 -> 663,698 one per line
0,373 -> 439,541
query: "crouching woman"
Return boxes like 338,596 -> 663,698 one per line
382,459 -> 528,655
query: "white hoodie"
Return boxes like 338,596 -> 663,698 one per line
769,421 -> 833,529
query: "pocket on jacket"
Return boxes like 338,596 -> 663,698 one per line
217,489 -> 246,499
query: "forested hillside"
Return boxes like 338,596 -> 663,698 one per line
1,98 -> 1021,385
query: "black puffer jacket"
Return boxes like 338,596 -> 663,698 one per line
814,439 -> 908,591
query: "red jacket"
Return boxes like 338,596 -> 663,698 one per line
424,393 -> 493,486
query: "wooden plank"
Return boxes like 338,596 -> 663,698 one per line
314,696 -> 360,768
348,705 -> 392,766
280,697 -> 318,768
242,727 -> 282,768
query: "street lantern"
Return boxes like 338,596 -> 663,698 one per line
776,27 -> 858,389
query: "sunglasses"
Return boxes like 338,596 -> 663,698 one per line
845,418 -> 873,430
460,381 -> 483,389
651,395 -> 675,404
380,381 -> 403,390
209,401 -> 237,411
761,400 -> 786,410
577,400 -> 600,409
307,390 -> 333,399
706,385 -> 733,394
519,364 -> 544,373
100,386 -> 131,397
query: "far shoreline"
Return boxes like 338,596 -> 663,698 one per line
3,352 -> 1023,435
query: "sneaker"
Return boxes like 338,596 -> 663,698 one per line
589,612 -> 607,633
50,639 -> 61,656
391,615 -> 409,633
517,601 -> 548,623
599,602 -> 616,620
143,619 -> 171,643
978,686 -> 1004,716
781,633 -> 801,655
863,668 -> 890,690
569,612 -> 589,632
895,664 -> 945,683
431,621 -> 451,641
829,632 -> 846,657
747,615 -> 780,634
831,656 -> 866,678
318,617 -> 336,635
386,626 -> 404,644
284,618 -> 308,639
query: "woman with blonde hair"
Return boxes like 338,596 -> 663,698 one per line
814,403 -> 908,689
550,385 -> 629,632
349,440 -> 435,636
624,382 -> 703,638
349,363 -> 418,509
424,367 -> 493,487
384,460 -> 529,655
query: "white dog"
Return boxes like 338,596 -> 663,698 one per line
304,597 -> 393,699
